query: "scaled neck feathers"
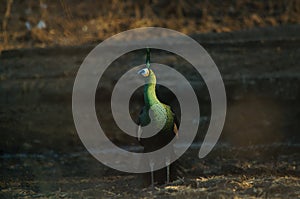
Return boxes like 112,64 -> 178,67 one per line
144,70 -> 160,107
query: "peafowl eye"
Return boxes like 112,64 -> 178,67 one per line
138,68 -> 150,77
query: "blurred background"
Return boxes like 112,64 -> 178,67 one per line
1,0 -> 300,51
0,0 -> 300,198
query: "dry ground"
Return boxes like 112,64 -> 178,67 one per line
1,146 -> 300,198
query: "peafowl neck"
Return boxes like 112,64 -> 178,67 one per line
144,71 -> 160,107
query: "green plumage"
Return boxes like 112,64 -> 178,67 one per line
139,71 -> 175,131
138,69 -> 178,152
137,48 -> 181,187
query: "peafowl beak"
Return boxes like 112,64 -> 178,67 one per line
138,68 -> 150,77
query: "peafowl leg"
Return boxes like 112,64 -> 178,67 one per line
166,156 -> 170,184
149,160 -> 155,189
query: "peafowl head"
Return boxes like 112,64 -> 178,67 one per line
137,48 -> 156,84
138,67 -> 150,77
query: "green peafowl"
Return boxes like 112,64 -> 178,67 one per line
137,48 -> 181,187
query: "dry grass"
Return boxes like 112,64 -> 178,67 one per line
0,0 -> 300,51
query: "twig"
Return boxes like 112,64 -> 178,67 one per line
2,0 -> 14,45
60,0 -> 73,21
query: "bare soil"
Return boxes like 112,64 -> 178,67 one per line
1,146 -> 300,198
0,145 -> 300,198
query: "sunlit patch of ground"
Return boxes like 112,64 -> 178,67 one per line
1,147 -> 299,198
